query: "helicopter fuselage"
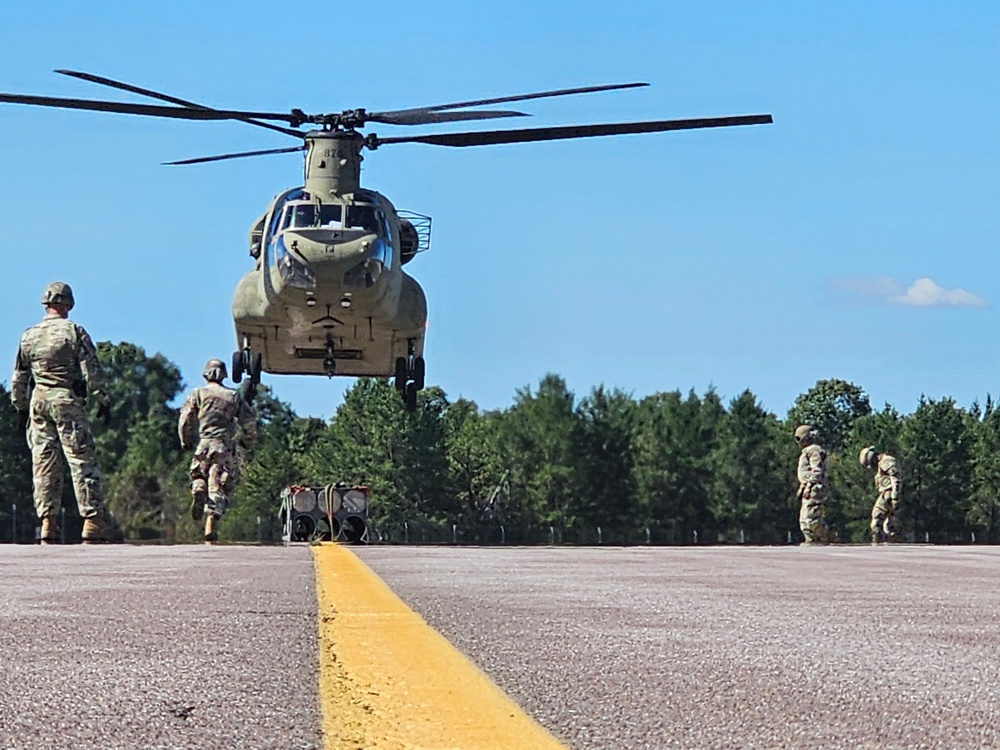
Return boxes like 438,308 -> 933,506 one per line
232,131 -> 428,378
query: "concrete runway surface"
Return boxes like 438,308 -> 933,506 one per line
0,546 -> 321,750
357,545 -> 1000,750
2,544 -> 999,749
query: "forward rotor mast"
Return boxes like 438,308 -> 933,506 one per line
304,131 -> 365,197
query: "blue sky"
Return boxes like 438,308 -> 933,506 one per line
0,1 -> 998,418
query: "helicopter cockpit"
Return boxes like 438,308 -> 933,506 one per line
261,190 -> 394,293
277,201 -> 385,236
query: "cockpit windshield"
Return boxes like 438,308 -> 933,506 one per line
319,205 -> 342,227
281,203 -> 316,230
346,205 -> 380,234
277,201 -> 382,236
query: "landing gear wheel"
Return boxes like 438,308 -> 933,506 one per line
394,357 -> 408,392
405,382 -> 418,412
231,351 -> 245,384
411,356 -> 425,391
248,351 -> 262,385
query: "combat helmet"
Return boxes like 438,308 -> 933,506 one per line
41,281 -> 74,310
794,424 -> 818,445
202,358 -> 228,383
859,445 -> 878,469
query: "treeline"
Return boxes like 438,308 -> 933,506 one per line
1,341 -> 999,545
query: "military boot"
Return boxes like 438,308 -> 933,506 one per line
40,516 -> 60,545
204,514 -> 219,545
82,512 -> 124,544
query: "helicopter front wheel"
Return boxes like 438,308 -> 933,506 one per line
231,351 -> 245,383
394,357 -> 408,393
411,356 -> 425,391
248,351 -> 262,385
231,349 -> 262,385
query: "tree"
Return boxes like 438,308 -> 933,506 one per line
709,390 -> 790,543
442,399 -> 507,530
91,342 -> 188,540
501,374 -> 582,534
0,383 -> 33,541
787,379 -> 872,453
833,405 -> 905,542
899,397 -> 974,542
633,389 -> 724,543
301,379 -> 451,538
575,386 -> 640,537
968,402 -> 1000,542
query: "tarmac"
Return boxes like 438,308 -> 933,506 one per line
1,543 -> 999,749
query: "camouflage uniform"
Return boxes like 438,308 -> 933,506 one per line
178,360 -> 257,538
10,283 -> 109,532
862,447 -> 902,543
795,426 -> 831,544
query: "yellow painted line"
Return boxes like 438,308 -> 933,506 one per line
314,543 -> 568,750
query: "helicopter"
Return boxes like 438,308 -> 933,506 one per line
0,72 -> 772,410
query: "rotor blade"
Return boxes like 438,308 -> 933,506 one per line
0,92 -> 295,122
372,82 -> 649,118
163,145 -> 306,166
373,114 -> 773,148
369,109 -> 528,126
55,69 -> 304,138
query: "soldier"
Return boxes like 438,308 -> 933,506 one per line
794,424 -> 832,545
178,359 -> 257,543
860,446 -> 902,544
10,282 -> 121,543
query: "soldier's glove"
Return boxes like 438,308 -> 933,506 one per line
16,408 -> 28,433
95,399 -> 112,427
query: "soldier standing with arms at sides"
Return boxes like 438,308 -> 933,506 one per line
860,446 -> 902,544
10,282 -> 121,543
795,424 -> 832,545
178,359 -> 257,544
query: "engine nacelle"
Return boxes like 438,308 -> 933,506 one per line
399,218 -> 419,265
396,211 -> 431,266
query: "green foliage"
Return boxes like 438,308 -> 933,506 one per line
633,389 -> 723,542
0,383 -> 32,541
502,374 -> 582,530
787,378 -> 872,452
969,406 -> 1000,542
3,339 -> 998,547
900,397 -> 975,542
709,390 -> 791,543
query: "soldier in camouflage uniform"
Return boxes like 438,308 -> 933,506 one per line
795,424 -> 832,545
178,359 -> 257,543
860,446 -> 902,544
10,282 -> 120,543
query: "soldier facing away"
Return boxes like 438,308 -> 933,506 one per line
860,446 -> 902,544
10,282 -> 121,543
794,424 -> 832,545
178,359 -> 257,543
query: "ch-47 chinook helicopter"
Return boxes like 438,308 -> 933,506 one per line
0,71 -> 772,410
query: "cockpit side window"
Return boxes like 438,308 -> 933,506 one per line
264,188 -> 306,246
